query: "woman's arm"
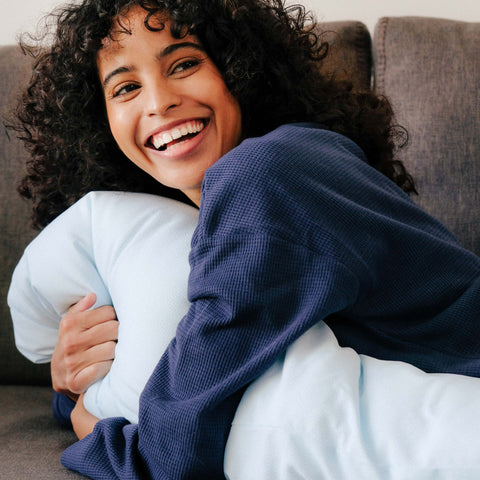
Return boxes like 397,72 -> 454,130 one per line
60,127 -> 364,479
71,393 -> 100,439
52,293 -> 118,399
57,125 -> 480,479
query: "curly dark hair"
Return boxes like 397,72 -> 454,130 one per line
10,0 -> 415,229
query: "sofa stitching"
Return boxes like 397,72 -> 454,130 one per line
374,17 -> 389,93
352,21 -> 373,91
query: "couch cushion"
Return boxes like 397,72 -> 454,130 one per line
319,21 -> 372,91
0,385 -> 82,479
0,46 -> 50,385
373,17 -> 480,256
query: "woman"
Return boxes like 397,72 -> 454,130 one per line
12,0 -> 480,478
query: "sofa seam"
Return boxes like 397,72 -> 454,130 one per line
374,17 -> 389,93
352,21 -> 373,91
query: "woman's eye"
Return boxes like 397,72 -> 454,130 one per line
112,83 -> 139,98
172,59 -> 201,75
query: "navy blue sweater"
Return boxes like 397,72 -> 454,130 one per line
61,124 -> 480,479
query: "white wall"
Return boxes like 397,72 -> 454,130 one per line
1,0 -> 480,45
303,0 -> 480,34
1,0 -> 62,45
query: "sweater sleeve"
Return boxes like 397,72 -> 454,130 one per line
61,126 -> 367,479
52,392 -> 75,429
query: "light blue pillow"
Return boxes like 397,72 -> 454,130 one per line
225,321 -> 480,479
9,191 -> 480,478
8,191 -> 198,423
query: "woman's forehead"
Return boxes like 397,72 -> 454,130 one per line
96,7 -> 200,78
103,5 -> 170,46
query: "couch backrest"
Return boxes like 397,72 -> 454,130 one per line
318,21 -> 372,92
0,22 -> 373,385
373,17 -> 480,256
0,45 -> 50,384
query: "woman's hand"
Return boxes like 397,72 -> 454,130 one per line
71,393 -> 99,439
51,293 -> 118,400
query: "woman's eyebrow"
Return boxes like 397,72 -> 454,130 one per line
102,42 -> 205,88
103,66 -> 134,88
159,41 -> 205,58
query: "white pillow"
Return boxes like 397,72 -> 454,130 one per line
8,191 -> 198,423
225,321 -> 480,479
9,191 -> 480,478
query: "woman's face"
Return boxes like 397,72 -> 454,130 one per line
96,6 -> 242,206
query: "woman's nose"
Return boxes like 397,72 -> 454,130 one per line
145,81 -> 182,116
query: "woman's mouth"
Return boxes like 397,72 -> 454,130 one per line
147,119 -> 208,152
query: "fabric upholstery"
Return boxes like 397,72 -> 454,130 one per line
373,17 -> 480,256
318,21 -> 372,91
0,385 -> 82,478
0,46 -> 50,385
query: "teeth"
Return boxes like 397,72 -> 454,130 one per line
171,128 -> 181,140
151,121 -> 205,150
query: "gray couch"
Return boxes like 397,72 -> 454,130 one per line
1,16 -> 479,479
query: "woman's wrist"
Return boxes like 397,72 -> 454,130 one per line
71,393 -> 99,440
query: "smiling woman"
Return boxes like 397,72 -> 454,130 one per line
97,7 -> 242,205
9,0 -> 480,479
12,0 -> 414,230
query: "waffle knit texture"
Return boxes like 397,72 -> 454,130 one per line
61,124 -> 480,479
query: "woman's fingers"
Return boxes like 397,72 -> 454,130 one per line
67,292 -> 97,314
72,359 -> 115,395
60,310 -> 118,352
85,318 -> 119,347
63,299 -> 117,332
79,304 -> 117,330
52,294 -> 118,396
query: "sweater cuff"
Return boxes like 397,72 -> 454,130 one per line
52,391 -> 75,429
